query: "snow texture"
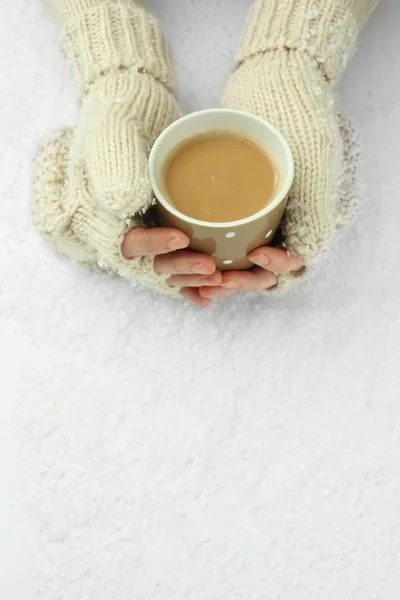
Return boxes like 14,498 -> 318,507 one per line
0,1 -> 399,599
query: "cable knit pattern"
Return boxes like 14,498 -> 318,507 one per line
222,0 -> 379,289
33,0 -> 181,297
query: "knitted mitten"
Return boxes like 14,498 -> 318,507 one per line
222,0 -> 379,287
33,0 -> 181,295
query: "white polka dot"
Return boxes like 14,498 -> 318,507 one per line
265,229 -> 274,239
225,232 -> 236,239
223,260 -> 234,265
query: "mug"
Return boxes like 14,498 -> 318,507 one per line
149,109 -> 294,271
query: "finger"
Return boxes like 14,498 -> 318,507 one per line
221,268 -> 278,292
154,251 -> 217,276
167,271 -> 222,288
180,288 -> 210,308
201,268 -> 278,297
199,287 -> 237,298
122,228 -> 189,258
248,247 -> 304,273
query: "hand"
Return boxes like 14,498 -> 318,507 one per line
33,0 -> 189,299
221,0 -> 369,286
198,247 -> 304,299
122,227 -> 220,307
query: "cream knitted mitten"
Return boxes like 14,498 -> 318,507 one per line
33,0 -> 181,295
222,0 -> 379,287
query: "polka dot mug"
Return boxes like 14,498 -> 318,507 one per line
149,109 -> 294,271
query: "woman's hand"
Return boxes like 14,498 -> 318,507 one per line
220,0 -> 376,286
198,247 -> 304,299
122,228 -> 220,307
122,229 -> 303,303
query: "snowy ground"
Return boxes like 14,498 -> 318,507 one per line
1,1 -> 399,598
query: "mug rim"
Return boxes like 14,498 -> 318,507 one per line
149,108 -> 294,229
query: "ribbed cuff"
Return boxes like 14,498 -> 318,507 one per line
49,0 -> 132,19
236,0 -> 380,81
61,1 -> 174,95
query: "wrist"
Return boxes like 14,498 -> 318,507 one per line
237,0 -> 379,82
46,0 -> 133,23
60,1 -> 174,96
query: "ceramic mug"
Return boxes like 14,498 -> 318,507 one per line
149,109 -> 294,271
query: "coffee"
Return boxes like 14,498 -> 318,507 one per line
162,131 -> 279,223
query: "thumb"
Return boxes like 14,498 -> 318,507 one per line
78,75 -> 153,219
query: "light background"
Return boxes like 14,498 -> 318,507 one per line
0,1 -> 399,598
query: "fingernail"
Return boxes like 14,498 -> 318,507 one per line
199,288 -> 214,297
222,281 -> 240,289
249,254 -> 270,267
199,299 -> 210,308
167,238 -> 188,251
191,264 -> 213,275
201,276 -> 220,285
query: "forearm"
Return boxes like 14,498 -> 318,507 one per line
237,0 -> 380,82
43,0 -> 173,98
45,0 -> 140,27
